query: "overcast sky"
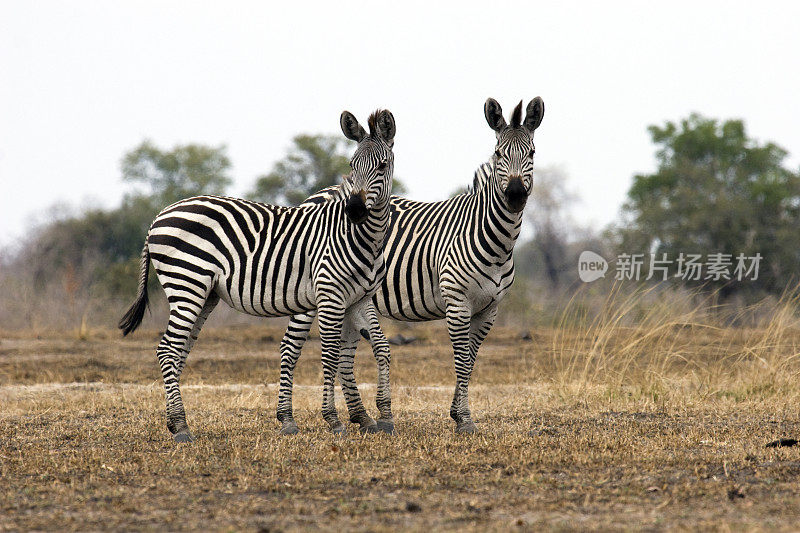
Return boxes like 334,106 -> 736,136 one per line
1,1 -> 798,248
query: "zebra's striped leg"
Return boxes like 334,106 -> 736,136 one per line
337,313 -> 378,433
277,312 -> 315,435
464,304 -> 498,428
468,305 -> 497,371
363,304 -> 394,433
177,294 -> 219,378
157,299 -> 210,443
337,352 -> 377,434
317,305 -> 346,433
445,302 -> 477,434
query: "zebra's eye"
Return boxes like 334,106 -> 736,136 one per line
529,148 -> 535,158
494,149 -> 502,159
377,161 -> 387,172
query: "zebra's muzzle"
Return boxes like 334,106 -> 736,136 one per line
504,178 -> 528,213
345,193 -> 369,224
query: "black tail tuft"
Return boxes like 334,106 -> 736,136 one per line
118,244 -> 151,336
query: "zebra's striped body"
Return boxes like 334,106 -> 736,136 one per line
119,110 -> 396,440
302,163 -> 509,320
279,98 -> 545,433
148,196 -> 386,317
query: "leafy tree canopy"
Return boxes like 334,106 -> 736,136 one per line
621,113 -> 800,295
122,140 -> 232,209
20,141 -> 235,296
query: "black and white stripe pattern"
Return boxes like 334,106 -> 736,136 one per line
119,109 -> 396,440
278,98 -> 544,434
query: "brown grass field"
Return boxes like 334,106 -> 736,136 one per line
3,298 -> 800,531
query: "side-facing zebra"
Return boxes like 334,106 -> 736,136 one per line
278,97 -> 544,434
118,109 -> 396,441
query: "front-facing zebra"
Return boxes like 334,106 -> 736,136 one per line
278,97 -> 544,434
118,109 -> 396,441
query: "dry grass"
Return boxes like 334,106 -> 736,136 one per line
2,292 -> 800,531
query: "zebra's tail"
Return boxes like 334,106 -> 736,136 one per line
118,243 -> 151,336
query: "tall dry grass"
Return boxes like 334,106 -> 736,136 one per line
545,283 -> 800,404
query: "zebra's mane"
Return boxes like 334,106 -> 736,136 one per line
367,111 -> 382,138
510,100 -> 524,128
468,161 -> 493,195
300,178 -> 351,206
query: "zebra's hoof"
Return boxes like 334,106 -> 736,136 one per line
331,424 -> 347,435
353,415 -> 377,434
280,422 -> 300,435
376,419 -> 395,434
360,423 -> 380,434
455,421 -> 477,434
173,431 -> 195,443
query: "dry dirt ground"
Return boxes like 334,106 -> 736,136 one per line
2,324 -> 800,531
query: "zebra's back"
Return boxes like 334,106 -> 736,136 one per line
148,195 -> 325,317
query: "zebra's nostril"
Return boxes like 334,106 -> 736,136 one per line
504,178 -> 528,213
345,194 -> 369,224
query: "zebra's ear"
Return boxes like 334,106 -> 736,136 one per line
484,98 -> 506,132
341,111 -> 366,142
524,97 -> 545,132
375,109 -> 396,146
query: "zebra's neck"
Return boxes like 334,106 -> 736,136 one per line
475,164 -> 523,263
307,184 -> 390,257
346,195 -> 391,257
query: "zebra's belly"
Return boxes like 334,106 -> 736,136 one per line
214,266 -> 317,318
372,264 -> 513,321
373,276 -> 446,321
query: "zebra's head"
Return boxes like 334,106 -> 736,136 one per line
339,109 -> 396,224
484,97 -> 545,213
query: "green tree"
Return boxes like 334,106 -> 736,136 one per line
21,141 -> 235,300
249,134 -> 406,205
122,140 -> 232,208
620,113 -> 800,295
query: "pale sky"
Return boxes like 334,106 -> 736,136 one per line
1,1 -> 799,248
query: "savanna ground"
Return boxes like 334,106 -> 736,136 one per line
3,294 -> 800,531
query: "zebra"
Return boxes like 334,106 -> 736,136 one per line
277,97 -> 545,434
118,109 -> 397,441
